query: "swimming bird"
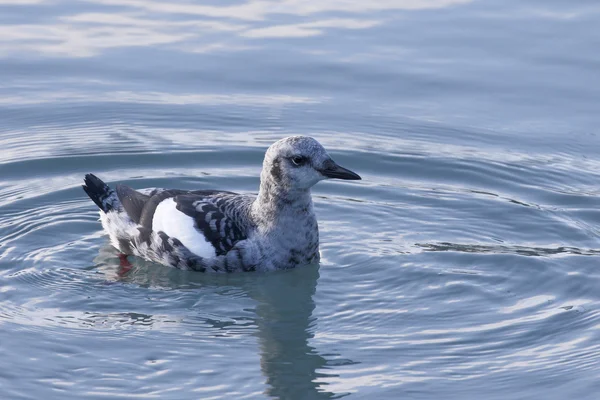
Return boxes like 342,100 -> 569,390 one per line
82,136 -> 361,272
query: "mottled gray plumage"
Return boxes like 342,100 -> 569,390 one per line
82,136 -> 361,272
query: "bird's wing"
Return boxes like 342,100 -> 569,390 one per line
115,185 -> 252,258
172,192 -> 251,256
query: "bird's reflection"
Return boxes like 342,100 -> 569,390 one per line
93,245 -> 341,399
250,265 -> 336,399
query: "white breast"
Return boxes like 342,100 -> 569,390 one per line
152,198 -> 216,259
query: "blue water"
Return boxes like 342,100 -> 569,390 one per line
1,0 -> 600,399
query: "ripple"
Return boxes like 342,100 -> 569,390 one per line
0,152 -> 598,400
0,303 -> 183,334
1,105 -> 599,400
416,242 -> 600,257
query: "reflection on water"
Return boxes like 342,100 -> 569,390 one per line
0,0 -> 471,57
94,246 -> 345,399
251,265 -> 346,399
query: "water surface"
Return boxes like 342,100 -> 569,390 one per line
1,0 -> 600,399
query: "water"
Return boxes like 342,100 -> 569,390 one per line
1,0 -> 600,398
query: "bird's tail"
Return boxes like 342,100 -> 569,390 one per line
82,174 -> 120,213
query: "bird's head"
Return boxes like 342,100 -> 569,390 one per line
262,136 -> 361,191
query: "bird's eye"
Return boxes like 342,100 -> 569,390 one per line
291,156 -> 307,166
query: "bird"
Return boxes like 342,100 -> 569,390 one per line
82,136 -> 361,272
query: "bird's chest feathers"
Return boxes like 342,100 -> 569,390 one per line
261,213 -> 319,264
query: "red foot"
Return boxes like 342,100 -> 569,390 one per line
118,253 -> 133,276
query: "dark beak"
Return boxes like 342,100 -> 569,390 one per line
321,160 -> 361,180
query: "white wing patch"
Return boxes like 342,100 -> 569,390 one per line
152,198 -> 216,259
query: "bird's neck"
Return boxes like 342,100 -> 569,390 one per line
252,178 -> 314,225
252,176 -> 320,266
